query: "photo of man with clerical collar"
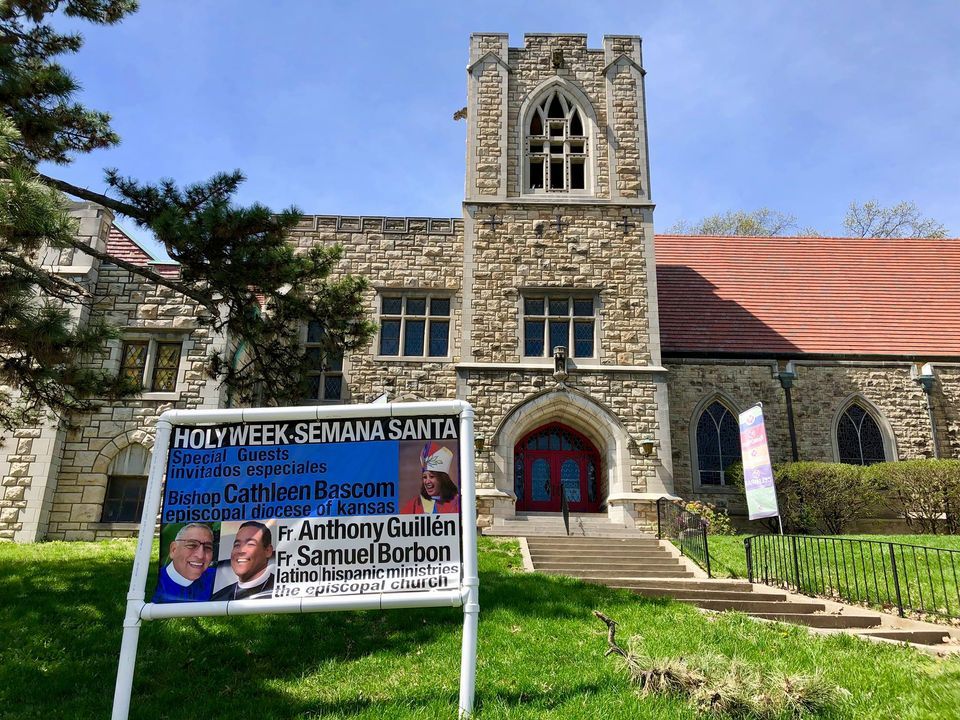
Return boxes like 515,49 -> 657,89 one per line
211,520 -> 275,601
152,523 -> 217,603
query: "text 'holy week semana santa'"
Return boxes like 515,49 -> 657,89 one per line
160,417 -> 459,524
171,416 -> 459,449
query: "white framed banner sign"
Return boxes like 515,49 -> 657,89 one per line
112,401 -> 479,719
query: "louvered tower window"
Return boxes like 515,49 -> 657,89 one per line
525,90 -> 589,193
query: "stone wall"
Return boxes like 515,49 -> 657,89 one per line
667,358 -> 948,516
44,267 -> 223,540
500,35 -> 608,199
933,365 -> 960,457
288,215 -> 464,403
1,203 -> 113,541
666,360 -> 787,513
792,362 -> 933,461
466,203 -> 652,366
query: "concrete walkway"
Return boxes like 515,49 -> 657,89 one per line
515,532 -> 960,655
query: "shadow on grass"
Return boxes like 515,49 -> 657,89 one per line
0,540 -> 671,719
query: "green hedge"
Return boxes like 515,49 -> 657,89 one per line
728,459 -> 960,535
870,459 -> 960,534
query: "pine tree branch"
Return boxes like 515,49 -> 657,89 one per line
55,234 -> 217,313
37,172 -> 144,219
0,249 -> 92,300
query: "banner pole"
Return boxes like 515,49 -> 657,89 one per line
457,404 -> 479,719
111,419 -> 173,720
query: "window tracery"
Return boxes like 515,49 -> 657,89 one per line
836,402 -> 887,465
524,89 -> 589,193
695,400 -> 742,486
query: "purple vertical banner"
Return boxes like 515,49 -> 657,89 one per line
738,404 -> 780,521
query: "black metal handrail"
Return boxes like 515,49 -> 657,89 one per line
560,484 -> 570,536
656,498 -> 711,577
745,534 -> 960,620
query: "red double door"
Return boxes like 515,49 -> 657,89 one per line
514,423 -> 601,512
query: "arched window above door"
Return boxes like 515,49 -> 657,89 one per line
514,423 -> 601,512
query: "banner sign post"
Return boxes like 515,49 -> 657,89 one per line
112,401 -> 479,719
738,403 -> 781,524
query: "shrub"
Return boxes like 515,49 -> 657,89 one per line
869,459 -> 960,534
683,500 -> 736,536
773,462 -> 881,534
729,461 -> 880,534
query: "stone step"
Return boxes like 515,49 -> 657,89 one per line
541,568 -> 694,579
525,537 -> 661,547
484,527 -> 653,538
531,552 -> 677,562
750,613 -> 881,629
513,512 -> 629,522
584,578 -> 755,591
681,599 -> 825,614
529,550 -> 673,561
614,587 -> 788,602
855,629 -> 952,646
508,518 -> 632,527
533,560 -> 682,572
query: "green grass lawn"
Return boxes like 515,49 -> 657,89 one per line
706,534 -> 960,580
2,538 -> 960,719
703,534 -> 960,619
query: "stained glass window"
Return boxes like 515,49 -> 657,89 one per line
560,459 -> 581,503
151,343 -> 181,392
120,342 -> 148,386
586,458 -> 597,503
514,451 -> 525,500
120,339 -> 182,392
304,320 -> 345,402
523,294 -> 596,358
696,401 -> 742,486
379,294 -> 451,358
532,459 -> 551,502
525,426 -> 585,452
837,403 -> 887,465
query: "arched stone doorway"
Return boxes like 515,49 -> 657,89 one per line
514,422 -> 602,513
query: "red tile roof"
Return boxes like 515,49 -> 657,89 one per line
106,225 -> 152,264
655,235 -> 960,358
106,225 -> 181,279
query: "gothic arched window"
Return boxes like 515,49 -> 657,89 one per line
696,401 -> 741,486
524,88 -> 589,193
836,402 -> 888,465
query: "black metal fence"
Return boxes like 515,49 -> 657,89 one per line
656,498 -> 711,577
745,534 -> 960,620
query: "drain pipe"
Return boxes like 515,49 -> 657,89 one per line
914,363 -> 941,459
777,361 -> 800,462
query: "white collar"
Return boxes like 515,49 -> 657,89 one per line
166,563 -> 195,587
236,564 -> 274,589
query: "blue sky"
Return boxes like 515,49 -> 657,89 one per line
48,1 -> 960,257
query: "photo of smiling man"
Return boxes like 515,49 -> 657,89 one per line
152,523 -> 217,603
211,520 -> 276,601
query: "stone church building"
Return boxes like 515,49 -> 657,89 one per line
3,33 -> 959,542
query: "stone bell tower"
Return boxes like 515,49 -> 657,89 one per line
460,33 -> 674,530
